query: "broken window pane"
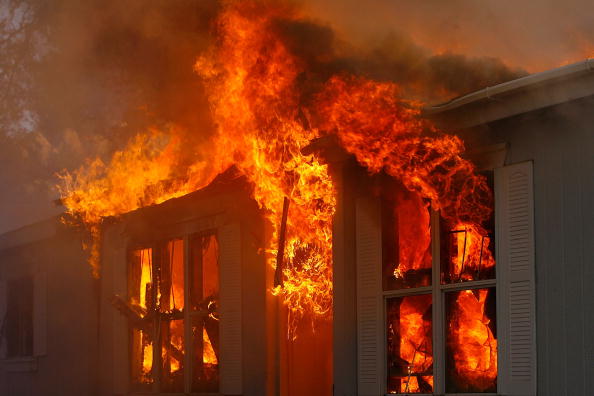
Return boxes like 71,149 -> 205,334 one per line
191,319 -> 220,392
386,294 -> 433,394
128,248 -> 154,387
129,248 -> 153,314
160,319 -> 185,392
190,233 -> 220,392
382,182 -> 432,290
130,327 -> 153,386
160,239 -> 184,313
440,172 -> 496,284
440,220 -> 496,283
446,288 -> 497,393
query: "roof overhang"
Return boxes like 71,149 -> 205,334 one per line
424,58 -> 594,129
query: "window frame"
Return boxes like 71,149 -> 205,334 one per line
126,230 -> 221,395
381,208 -> 498,396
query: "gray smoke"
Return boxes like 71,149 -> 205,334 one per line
1,0 -> 591,234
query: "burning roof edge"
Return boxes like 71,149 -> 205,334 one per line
424,58 -> 594,129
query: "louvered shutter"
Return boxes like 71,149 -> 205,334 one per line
33,272 -> 47,356
218,223 -> 243,395
495,161 -> 537,396
0,280 -> 6,358
356,197 -> 383,396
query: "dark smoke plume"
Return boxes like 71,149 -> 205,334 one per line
0,0 -> 554,233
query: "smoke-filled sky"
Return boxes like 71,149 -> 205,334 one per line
0,0 -> 593,234
303,0 -> 594,72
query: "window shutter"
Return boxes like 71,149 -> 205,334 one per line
33,272 -> 48,356
356,197 -> 383,396
495,161 -> 537,396
218,223 -> 243,395
0,280 -> 6,358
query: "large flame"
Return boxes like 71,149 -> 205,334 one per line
448,289 -> 497,391
59,0 -> 493,332
203,328 -> 218,365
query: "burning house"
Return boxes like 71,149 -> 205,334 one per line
0,2 -> 592,396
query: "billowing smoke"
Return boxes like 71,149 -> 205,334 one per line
0,0 -> 590,233
303,0 -> 594,73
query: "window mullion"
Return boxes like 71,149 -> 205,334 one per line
431,207 -> 445,395
439,279 -> 497,292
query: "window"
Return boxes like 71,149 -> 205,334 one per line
126,232 -> 220,393
381,179 -> 497,395
356,162 -> 536,396
3,277 -> 34,359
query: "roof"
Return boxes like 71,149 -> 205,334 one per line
424,58 -> 594,129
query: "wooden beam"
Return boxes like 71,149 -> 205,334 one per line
274,197 -> 290,287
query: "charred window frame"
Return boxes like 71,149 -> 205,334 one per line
382,173 -> 498,395
126,231 -> 220,394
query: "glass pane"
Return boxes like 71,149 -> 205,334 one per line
160,239 -> 184,312
441,172 -> 495,284
190,233 -> 220,392
160,319 -> 185,392
386,294 -> 433,394
446,288 -> 497,393
382,182 -> 432,290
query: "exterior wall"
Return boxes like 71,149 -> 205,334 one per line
0,178 -> 271,396
471,97 -> 594,396
97,180 -> 269,395
331,160 -> 359,396
0,218 -> 98,396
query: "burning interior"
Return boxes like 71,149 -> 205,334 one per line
379,175 -> 497,394
122,232 -> 220,393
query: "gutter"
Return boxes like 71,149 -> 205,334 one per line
423,58 -> 594,128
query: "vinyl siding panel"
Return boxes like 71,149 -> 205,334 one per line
489,99 -> 594,396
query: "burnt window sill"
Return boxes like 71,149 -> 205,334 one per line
1,356 -> 38,372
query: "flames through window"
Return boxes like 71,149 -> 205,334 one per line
125,232 -> 220,393
382,176 -> 497,394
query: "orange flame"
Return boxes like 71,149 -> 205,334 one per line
59,1 -> 494,334
203,328 -> 218,365
448,289 -> 497,391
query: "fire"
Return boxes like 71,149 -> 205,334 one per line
447,222 -> 495,282
59,0 -> 494,338
387,188 -> 432,283
386,294 -> 433,393
448,289 -> 497,392
142,338 -> 153,380
203,328 -> 218,365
